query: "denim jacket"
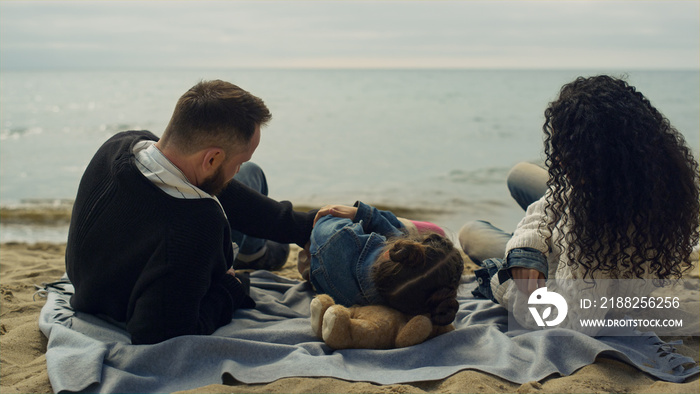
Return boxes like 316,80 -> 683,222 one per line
497,247 -> 549,283
309,201 -> 406,307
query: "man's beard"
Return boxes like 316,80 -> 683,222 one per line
199,165 -> 230,196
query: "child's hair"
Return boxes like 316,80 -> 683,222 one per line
371,233 -> 464,325
542,75 -> 700,280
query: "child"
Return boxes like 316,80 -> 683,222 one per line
459,75 -> 699,332
300,201 -> 464,326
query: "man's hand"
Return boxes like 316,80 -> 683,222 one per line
313,205 -> 358,226
226,267 -> 242,284
511,267 -> 545,296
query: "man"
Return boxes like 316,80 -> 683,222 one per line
65,80 -> 317,344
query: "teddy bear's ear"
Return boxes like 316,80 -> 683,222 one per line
430,298 -> 459,326
428,288 -> 459,326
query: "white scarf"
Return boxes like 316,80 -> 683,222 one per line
132,140 -> 225,213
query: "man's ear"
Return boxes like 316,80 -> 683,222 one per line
200,148 -> 225,175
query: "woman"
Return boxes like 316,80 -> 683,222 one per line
459,75 -> 699,333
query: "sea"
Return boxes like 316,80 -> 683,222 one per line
1,69 -> 698,244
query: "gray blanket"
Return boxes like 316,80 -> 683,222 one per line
39,272 -> 698,393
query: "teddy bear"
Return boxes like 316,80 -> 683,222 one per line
310,294 -> 454,349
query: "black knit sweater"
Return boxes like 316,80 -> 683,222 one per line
65,130 -> 316,344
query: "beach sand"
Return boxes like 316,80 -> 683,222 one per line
1,242 -> 698,394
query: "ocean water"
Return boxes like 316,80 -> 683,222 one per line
1,69 -> 698,243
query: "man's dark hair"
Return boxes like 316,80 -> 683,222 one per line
160,80 -> 271,154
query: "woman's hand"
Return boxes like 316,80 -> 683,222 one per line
313,205 -> 358,226
510,267 -> 545,296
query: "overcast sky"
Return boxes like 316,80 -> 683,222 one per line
1,0 -> 698,70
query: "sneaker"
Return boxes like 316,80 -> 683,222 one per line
234,240 -> 290,271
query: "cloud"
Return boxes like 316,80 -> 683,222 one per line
1,0 -> 698,70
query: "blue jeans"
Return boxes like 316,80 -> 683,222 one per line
459,162 -> 548,299
506,161 -> 549,211
230,162 -> 268,256
459,162 -> 548,263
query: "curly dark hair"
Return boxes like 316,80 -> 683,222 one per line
371,233 -> 464,325
542,75 -> 699,280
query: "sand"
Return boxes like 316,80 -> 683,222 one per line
1,242 -> 698,394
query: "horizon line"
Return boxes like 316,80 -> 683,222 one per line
2,65 -> 698,73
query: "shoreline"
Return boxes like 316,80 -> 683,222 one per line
0,201 -> 461,245
0,201 -> 449,223
1,241 -> 698,393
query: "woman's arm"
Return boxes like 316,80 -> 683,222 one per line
506,193 -> 552,253
503,193 -> 553,295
